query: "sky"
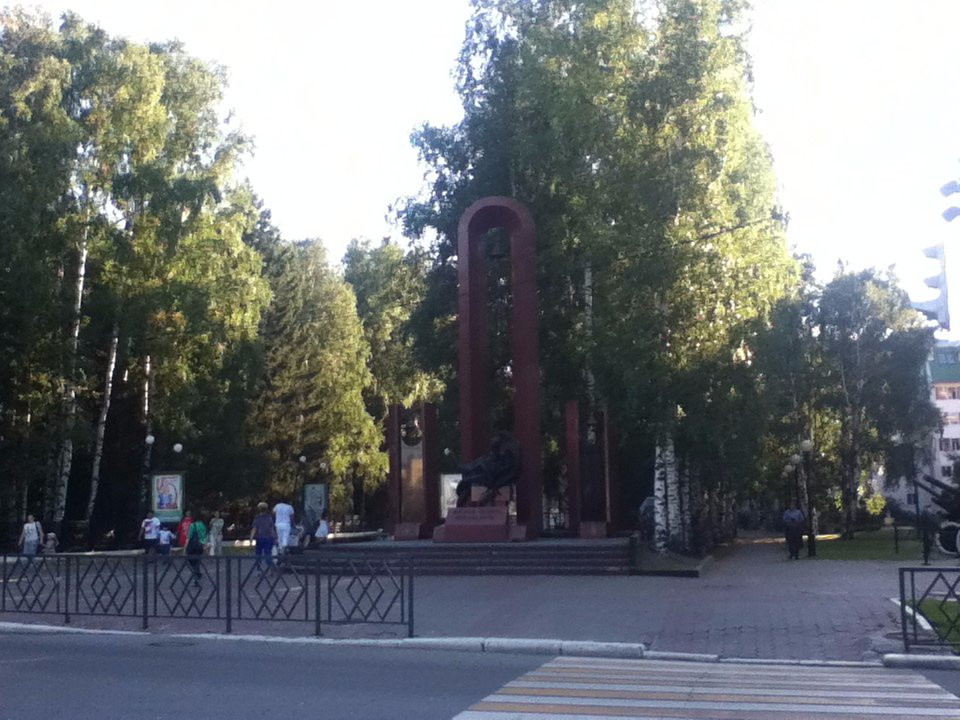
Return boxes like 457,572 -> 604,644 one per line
20,0 -> 960,313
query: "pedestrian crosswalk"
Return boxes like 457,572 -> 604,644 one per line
453,655 -> 960,719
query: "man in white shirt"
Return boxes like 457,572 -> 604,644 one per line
273,499 -> 295,552
139,511 -> 161,554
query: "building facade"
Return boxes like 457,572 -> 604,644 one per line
883,340 -> 959,515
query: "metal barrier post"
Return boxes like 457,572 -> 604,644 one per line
314,558 -> 322,637
407,555 -> 415,638
327,560 -> 333,623
1,555 -> 6,613
141,556 -> 149,630
225,557 -> 232,634
899,568 -> 909,652
64,556 -> 71,625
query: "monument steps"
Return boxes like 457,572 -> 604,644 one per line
296,540 -> 635,576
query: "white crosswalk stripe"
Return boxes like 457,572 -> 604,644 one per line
453,656 -> 960,719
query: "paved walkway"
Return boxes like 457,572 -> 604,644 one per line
454,655 -> 960,719
415,538 -> 906,660
0,538 -> 925,659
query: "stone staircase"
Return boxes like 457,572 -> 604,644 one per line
294,539 -> 635,576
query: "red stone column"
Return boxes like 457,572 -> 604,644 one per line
457,207 -> 490,462
386,404 -> 402,533
458,197 -> 541,537
421,403 -> 441,536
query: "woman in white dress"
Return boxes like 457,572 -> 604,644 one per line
19,514 -> 43,555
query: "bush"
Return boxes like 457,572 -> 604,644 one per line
865,494 -> 887,516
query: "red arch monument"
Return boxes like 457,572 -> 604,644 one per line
457,197 -> 541,539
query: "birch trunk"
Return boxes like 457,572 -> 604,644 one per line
653,436 -> 671,553
52,233 -> 88,524
84,321 -> 120,521
680,460 -> 693,553
665,440 -> 681,547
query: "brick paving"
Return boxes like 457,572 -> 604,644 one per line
413,538 -> 905,661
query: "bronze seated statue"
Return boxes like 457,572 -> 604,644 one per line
456,431 -> 521,507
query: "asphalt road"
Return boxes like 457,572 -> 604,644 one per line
4,629 -> 960,720
0,630 -> 544,720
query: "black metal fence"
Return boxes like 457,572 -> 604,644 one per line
899,566 -> 960,652
0,554 -> 414,637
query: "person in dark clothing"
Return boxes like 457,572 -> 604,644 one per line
185,515 -> 208,585
249,502 -> 276,566
783,505 -> 806,560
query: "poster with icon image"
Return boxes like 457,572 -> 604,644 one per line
152,473 -> 184,522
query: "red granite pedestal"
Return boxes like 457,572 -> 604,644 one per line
433,507 -> 511,542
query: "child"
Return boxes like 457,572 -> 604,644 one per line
158,525 -> 174,555
44,532 -> 58,554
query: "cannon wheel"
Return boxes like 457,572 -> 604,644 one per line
935,521 -> 960,557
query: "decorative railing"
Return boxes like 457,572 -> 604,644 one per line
0,554 -> 413,636
899,567 -> 960,652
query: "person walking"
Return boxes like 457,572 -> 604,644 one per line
313,510 -> 330,545
273,498 -> 294,555
783,504 -> 806,560
177,511 -> 194,550
18,515 -> 43,556
158,525 -> 173,556
44,532 -> 58,554
250,502 -> 276,565
185,515 -> 208,585
139,510 -> 161,554
208,510 -> 224,556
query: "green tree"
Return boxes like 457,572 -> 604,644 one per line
342,239 -> 442,423
252,242 -> 386,514
0,10 -> 271,538
401,0 -> 795,541
0,9 -> 78,524
817,269 -> 940,538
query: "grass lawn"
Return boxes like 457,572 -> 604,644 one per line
917,598 -> 960,652
813,529 -> 921,561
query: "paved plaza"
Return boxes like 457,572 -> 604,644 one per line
415,537 -> 909,660
0,537 -> 925,660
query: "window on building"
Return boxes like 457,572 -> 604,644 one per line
907,493 -> 917,504
937,384 -> 960,399
944,465 -> 954,477
952,439 -> 960,452
945,414 -> 960,425
939,351 -> 960,365
941,438 -> 952,451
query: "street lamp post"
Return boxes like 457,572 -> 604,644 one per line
142,436 -> 183,515
801,439 -> 816,557
141,433 -> 156,516
790,453 -> 802,506
296,454 -> 307,501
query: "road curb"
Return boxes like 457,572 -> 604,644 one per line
0,620 -> 147,636
559,640 -> 644,658
644,650 -> 719,662
719,657 -> 882,668
0,621 -> 919,669
883,653 -> 960,670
